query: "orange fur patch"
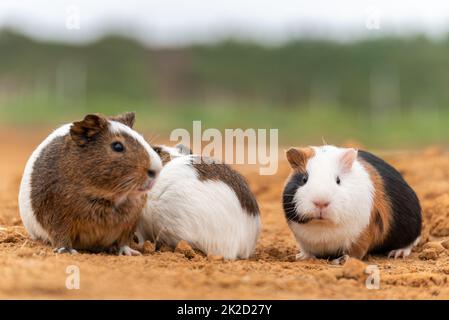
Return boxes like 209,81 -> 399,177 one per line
286,147 -> 315,173
347,159 -> 392,259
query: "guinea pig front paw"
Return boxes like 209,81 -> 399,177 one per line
118,245 -> 142,256
54,247 -> 78,255
388,247 -> 411,259
295,251 -> 315,261
331,254 -> 350,265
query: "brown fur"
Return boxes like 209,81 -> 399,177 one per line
192,157 -> 260,216
152,146 -> 172,165
31,113 -> 154,252
347,159 -> 392,259
286,147 -> 315,173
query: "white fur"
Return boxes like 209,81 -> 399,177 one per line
288,145 -> 374,257
158,145 -> 184,157
18,120 -> 162,243
137,154 -> 261,260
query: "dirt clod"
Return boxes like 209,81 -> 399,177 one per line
441,239 -> 449,250
419,248 -> 441,260
175,240 -> 196,259
337,258 -> 367,282
143,241 -> 156,254
422,241 -> 445,254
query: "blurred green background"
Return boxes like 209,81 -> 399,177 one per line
0,29 -> 448,148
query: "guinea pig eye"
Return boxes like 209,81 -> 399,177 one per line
111,142 -> 125,152
336,176 -> 341,185
301,174 -> 308,185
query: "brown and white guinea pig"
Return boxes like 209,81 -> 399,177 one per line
282,145 -> 422,263
18,112 -> 162,255
135,144 -> 261,260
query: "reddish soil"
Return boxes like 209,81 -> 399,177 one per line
1,129 -> 448,299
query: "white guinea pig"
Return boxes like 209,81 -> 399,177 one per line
136,144 -> 261,260
283,145 -> 421,263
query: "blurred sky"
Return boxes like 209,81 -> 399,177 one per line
1,0 -> 449,46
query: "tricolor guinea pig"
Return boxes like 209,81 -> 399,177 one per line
18,112 -> 162,255
282,145 -> 421,263
135,144 -> 261,260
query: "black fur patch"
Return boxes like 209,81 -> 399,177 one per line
282,172 -> 311,224
358,150 -> 422,253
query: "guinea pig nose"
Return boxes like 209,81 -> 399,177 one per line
313,200 -> 330,209
147,169 -> 157,179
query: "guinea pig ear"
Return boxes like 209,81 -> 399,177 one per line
286,147 -> 314,171
110,112 -> 135,128
340,148 -> 358,173
70,114 -> 108,146
176,144 -> 192,155
151,145 -> 163,156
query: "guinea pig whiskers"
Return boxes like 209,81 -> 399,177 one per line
283,207 -> 301,222
285,216 -> 299,223
145,132 -> 160,145
113,176 -> 138,192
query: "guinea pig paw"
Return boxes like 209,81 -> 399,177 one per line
388,247 -> 411,259
295,251 -> 314,261
331,254 -> 349,265
119,245 -> 142,256
54,247 -> 78,255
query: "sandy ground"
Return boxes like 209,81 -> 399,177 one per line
1,128 -> 449,299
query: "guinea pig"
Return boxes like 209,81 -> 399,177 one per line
135,144 -> 261,260
18,112 -> 162,255
282,145 -> 421,263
